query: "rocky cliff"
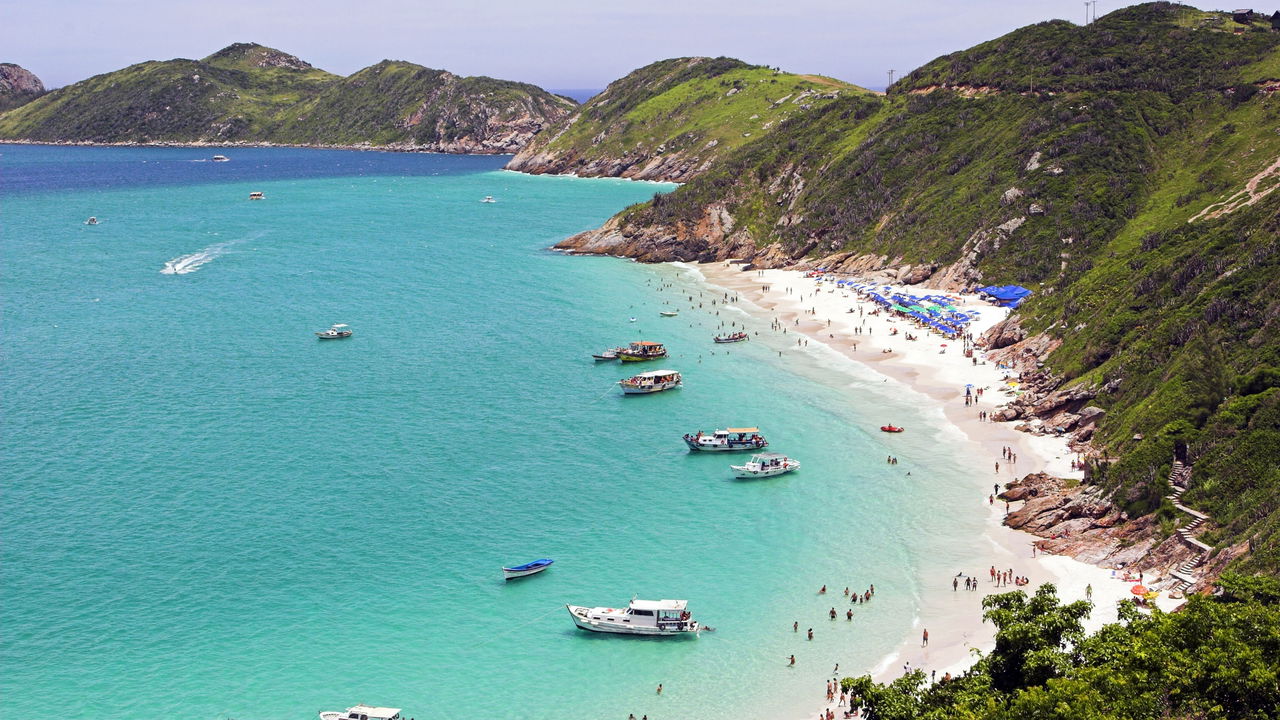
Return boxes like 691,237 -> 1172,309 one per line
0,44 -> 575,153
507,57 -> 865,182
0,63 -> 46,112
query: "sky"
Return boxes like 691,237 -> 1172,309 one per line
2,1 -> 1173,91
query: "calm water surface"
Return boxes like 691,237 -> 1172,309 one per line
2,145 -> 992,720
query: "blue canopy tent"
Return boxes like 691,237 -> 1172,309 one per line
977,285 -> 1033,308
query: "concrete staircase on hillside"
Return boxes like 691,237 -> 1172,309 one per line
1165,460 -> 1213,593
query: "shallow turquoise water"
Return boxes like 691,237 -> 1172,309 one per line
2,146 -> 994,720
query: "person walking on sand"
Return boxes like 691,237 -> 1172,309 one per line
789,654 -> 796,666
953,577 -> 958,592
1086,584 -> 1093,601
922,628 -> 929,646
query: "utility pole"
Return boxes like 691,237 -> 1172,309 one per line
1085,2 -> 1090,24
1091,1 -> 1099,23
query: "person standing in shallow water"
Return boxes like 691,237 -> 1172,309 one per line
922,628 -> 929,646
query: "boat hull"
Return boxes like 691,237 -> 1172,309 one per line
618,353 -> 667,362
503,565 -> 551,580
731,462 -> 800,479
566,605 -> 698,636
684,438 -> 767,452
621,381 -> 681,394
713,335 -> 748,343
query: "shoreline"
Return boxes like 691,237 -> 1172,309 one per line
680,261 -> 1172,717
0,138 -> 516,156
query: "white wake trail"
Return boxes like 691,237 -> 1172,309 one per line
160,231 -> 266,275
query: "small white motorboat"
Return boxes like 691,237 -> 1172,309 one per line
84,216 -> 99,225
620,369 -> 682,395
503,558 -> 554,580
248,191 -> 265,200
319,705 -> 403,720
211,154 -> 230,162
731,452 -> 800,479
567,598 -> 700,636
593,347 -> 623,361
660,310 -> 678,317
714,331 -> 748,343
315,323 -> 353,339
684,427 -> 767,452
481,196 -> 496,203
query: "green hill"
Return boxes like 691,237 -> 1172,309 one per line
505,56 -> 868,181
0,43 -> 575,152
270,60 -> 576,152
556,3 -> 1280,572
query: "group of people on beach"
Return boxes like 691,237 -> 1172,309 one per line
990,566 -> 1027,587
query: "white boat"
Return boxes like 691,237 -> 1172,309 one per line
84,216 -> 99,225
319,705 -> 403,720
731,452 -> 800,478
714,331 -> 748,343
248,191 -> 265,200
481,196 -> 496,203
660,310 -> 678,317
620,369 -> 682,394
567,598 -> 700,636
503,558 -> 554,580
684,427 -> 767,452
211,154 -> 230,162
593,347 -> 623,361
316,323 -> 353,339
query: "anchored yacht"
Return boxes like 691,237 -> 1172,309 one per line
566,598 -> 700,636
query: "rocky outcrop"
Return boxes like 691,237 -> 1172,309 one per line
510,146 -> 716,183
555,204 -> 791,263
0,63 -> 45,112
982,315 -> 1027,350
204,42 -> 314,71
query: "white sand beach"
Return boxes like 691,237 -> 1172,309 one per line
684,262 -> 1178,716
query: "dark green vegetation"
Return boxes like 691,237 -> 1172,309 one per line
507,57 -> 866,180
603,3 -> 1280,571
0,63 -> 46,113
842,576 -> 1280,720
0,43 -> 575,151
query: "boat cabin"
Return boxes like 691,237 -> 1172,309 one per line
630,599 -> 692,626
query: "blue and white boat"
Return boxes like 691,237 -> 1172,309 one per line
503,558 -> 554,580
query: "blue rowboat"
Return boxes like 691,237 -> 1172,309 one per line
503,558 -> 555,580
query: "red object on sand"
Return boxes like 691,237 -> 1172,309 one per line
880,425 -> 904,433
1130,584 -> 1148,596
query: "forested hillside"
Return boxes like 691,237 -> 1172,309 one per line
554,3 -> 1280,573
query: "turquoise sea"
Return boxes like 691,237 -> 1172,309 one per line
2,145 -> 995,720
